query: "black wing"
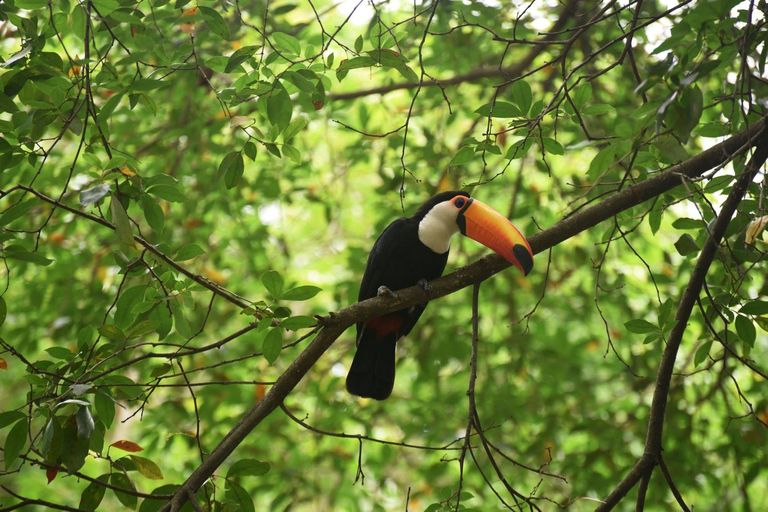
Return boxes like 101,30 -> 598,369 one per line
355,218 -> 411,338
357,218 -> 411,303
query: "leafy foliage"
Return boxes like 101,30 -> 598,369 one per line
1,0 -> 767,510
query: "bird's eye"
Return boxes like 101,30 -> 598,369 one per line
454,197 -> 466,208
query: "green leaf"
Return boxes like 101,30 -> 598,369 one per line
267,89 -> 292,131
588,145 -> 617,179
4,419 -> 27,470
506,138 -> 534,160
94,392 -> 116,429
148,185 -> 187,202
694,340 -> 712,367
115,285 -> 147,329
541,137 -> 564,155
78,325 -> 96,352
172,305 -> 191,338
83,153 -> 104,170
0,411 -> 26,430
225,45 -> 260,73
0,198 -> 37,226
138,484 -> 178,512
511,80 -> 532,116
150,363 -> 172,378
131,455 -> 164,480
14,0 -> 49,8
140,194 -> 164,234
110,195 -> 134,246
648,207 -> 662,234
42,416 -> 63,463
224,152 -> 245,189
76,405 -> 95,440
672,218 -> 701,230
279,285 -> 321,301
98,324 -> 127,341
199,6 -> 230,40
740,300 -> 768,315
262,270 -> 283,298
243,141 -> 258,160
573,82 -> 592,108
674,234 -> 699,256
624,319 -> 658,334
3,245 -> 53,265
272,32 -> 301,56
176,243 -> 205,261
280,316 -> 316,331
282,144 -> 301,163
227,459 -> 271,479
47,347 -> 75,360
582,104 -> 615,115
61,422 -> 90,473
282,116 -> 307,142
127,320 -> 160,339
286,71 -> 316,93
217,151 -> 240,185
111,472 -> 138,509
226,480 -> 255,512
80,184 -> 111,207
0,296 -> 5,328
105,156 -> 127,170
336,56 -> 376,80
79,475 -> 109,510
354,35 -> 364,53
262,328 -> 282,364
474,101 -> 522,118
449,146 -> 475,166
735,315 -> 756,347
658,298 -> 674,328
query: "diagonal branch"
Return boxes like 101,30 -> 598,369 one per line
160,116 -> 768,512
596,126 -> 768,511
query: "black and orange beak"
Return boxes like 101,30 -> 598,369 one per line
456,198 -> 534,276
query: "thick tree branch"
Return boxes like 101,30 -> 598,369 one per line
596,126 -> 768,511
161,117 -> 768,512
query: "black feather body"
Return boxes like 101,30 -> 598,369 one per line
346,192 -> 468,400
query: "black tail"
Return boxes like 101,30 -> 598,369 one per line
346,329 -> 397,400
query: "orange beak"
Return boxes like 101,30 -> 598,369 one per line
457,199 -> 534,276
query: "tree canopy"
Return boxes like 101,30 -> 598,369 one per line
1,0 -> 768,510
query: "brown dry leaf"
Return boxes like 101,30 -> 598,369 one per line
0,357 -> 7,370
180,7 -> 197,34
111,439 -> 144,452
120,167 -> 136,177
745,215 -> 768,244
229,116 -> 251,128
255,384 -> 267,401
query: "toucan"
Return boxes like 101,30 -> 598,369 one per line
346,191 -> 534,400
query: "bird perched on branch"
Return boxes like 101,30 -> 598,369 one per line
346,191 -> 533,400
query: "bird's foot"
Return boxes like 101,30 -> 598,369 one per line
377,286 -> 399,299
416,279 -> 429,291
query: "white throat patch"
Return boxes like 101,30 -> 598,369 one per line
418,201 -> 461,254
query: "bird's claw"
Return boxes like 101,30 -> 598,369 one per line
377,286 -> 399,299
416,279 -> 429,291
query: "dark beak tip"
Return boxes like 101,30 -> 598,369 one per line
513,245 -> 534,276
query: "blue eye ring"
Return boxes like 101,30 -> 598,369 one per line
455,197 -> 466,208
